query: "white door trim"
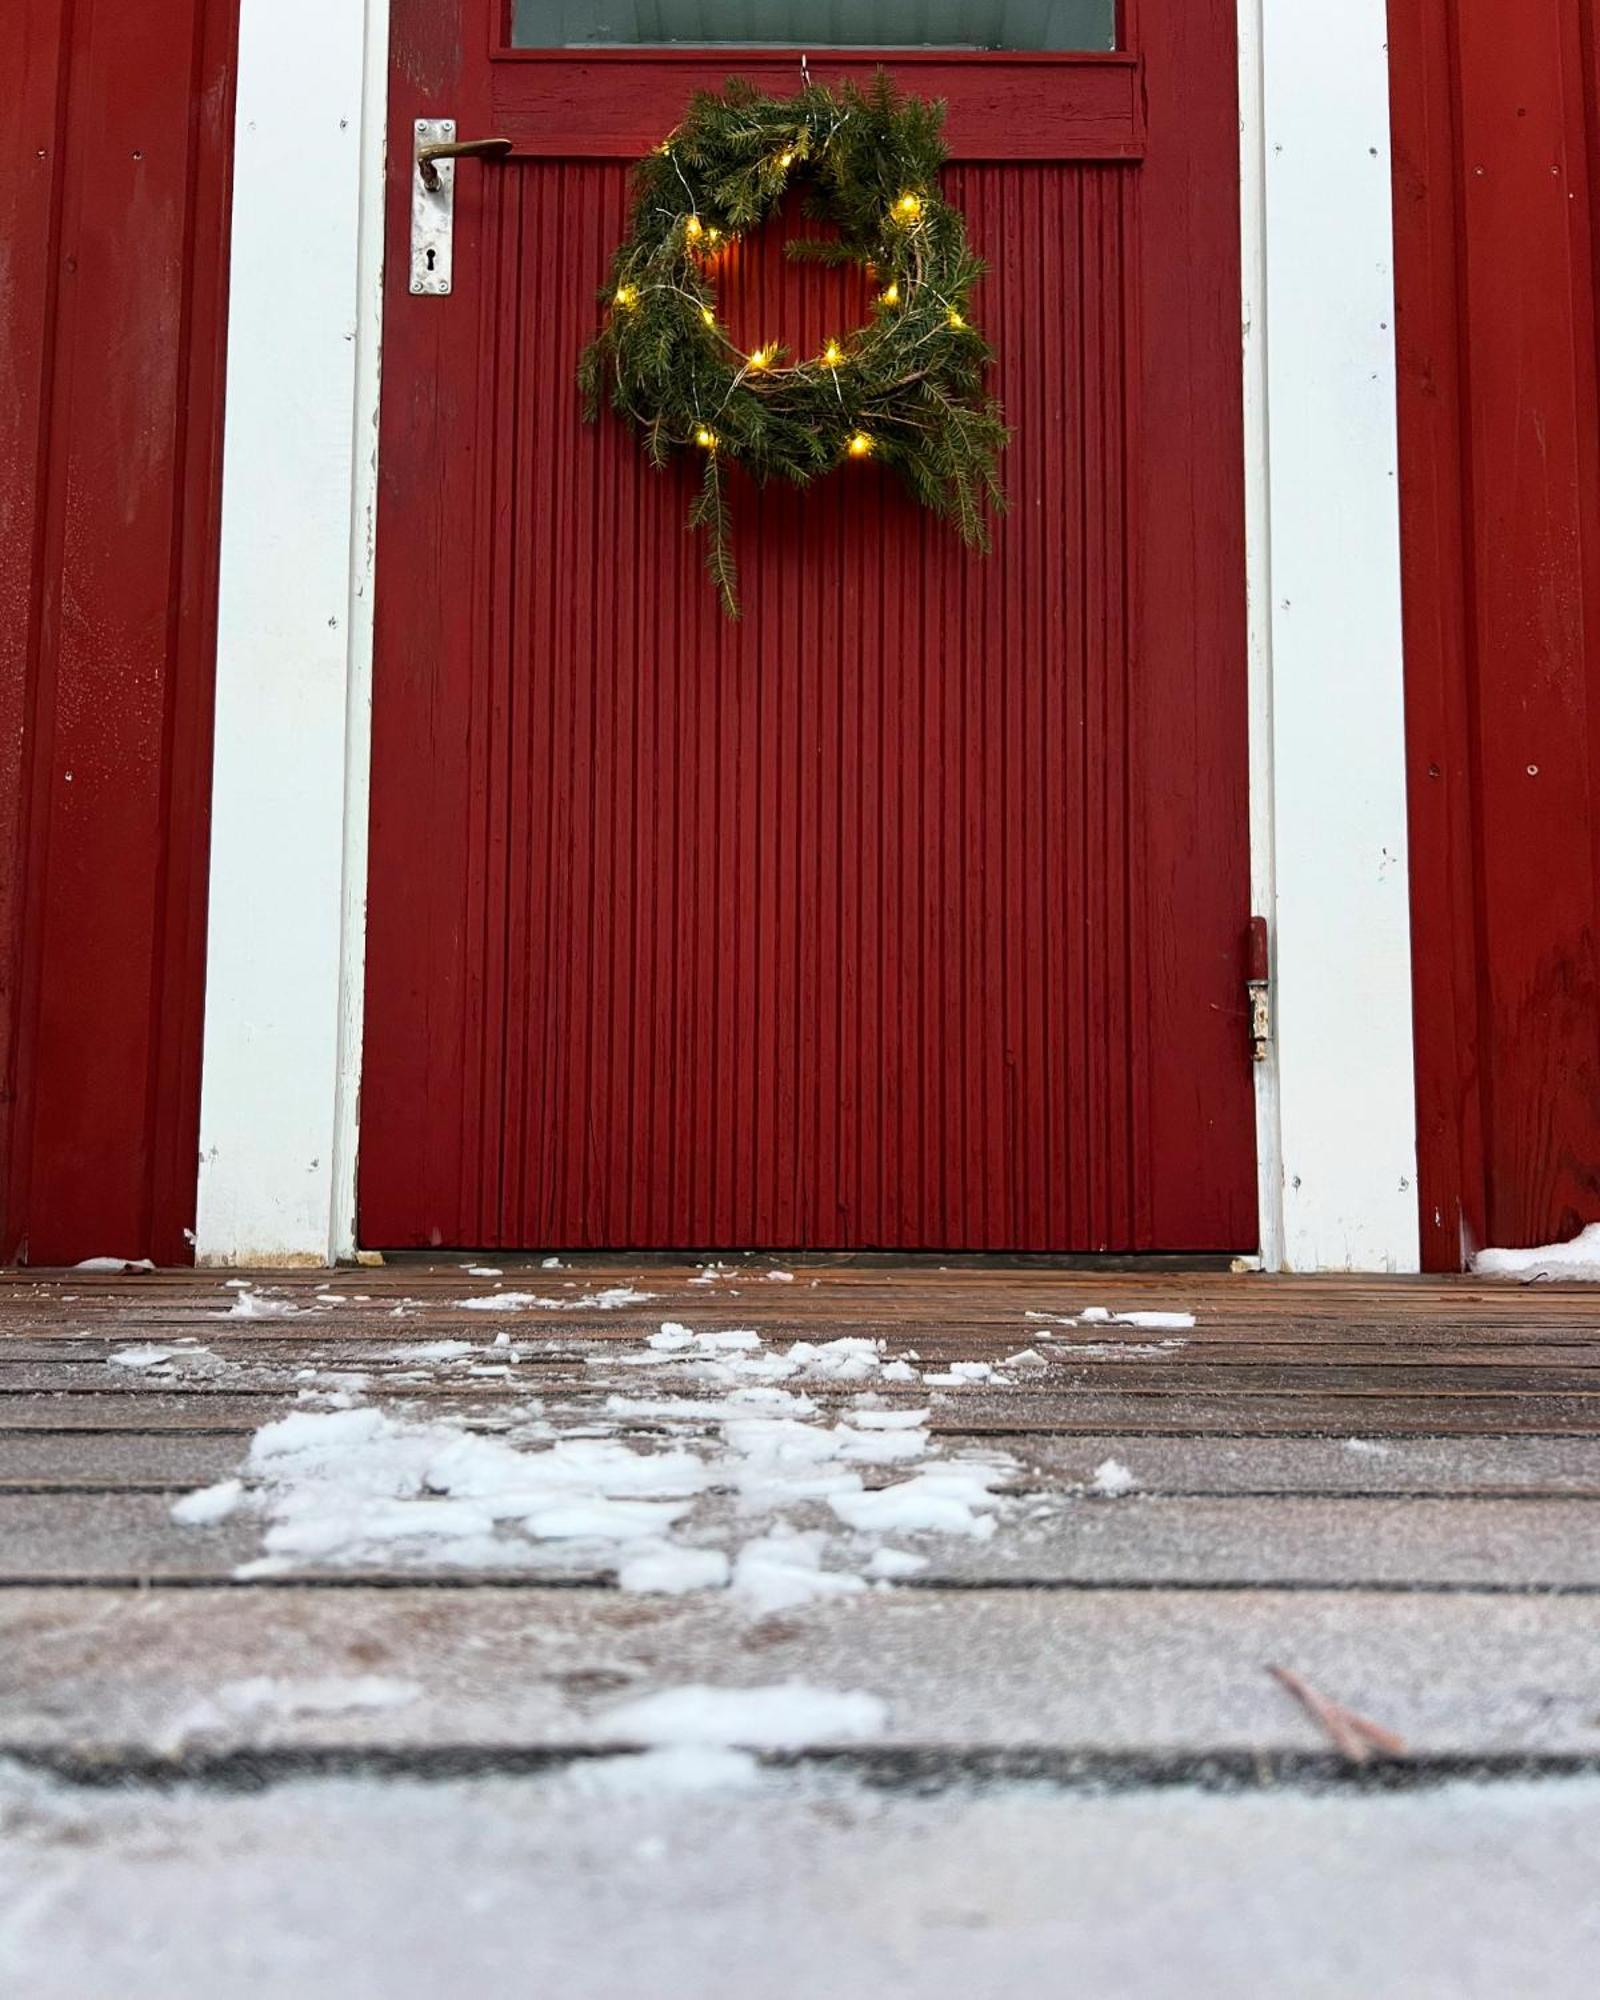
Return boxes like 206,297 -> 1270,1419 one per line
195,0 -> 389,1265
1241,0 -> 1421,1271
196,0 -> 1420,1270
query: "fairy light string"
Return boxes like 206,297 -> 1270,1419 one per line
579,74 -> 1009,618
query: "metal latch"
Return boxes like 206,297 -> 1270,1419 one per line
410,121 -> 514,295
1246,915 -> 1271,1063
411,118 -> 457,295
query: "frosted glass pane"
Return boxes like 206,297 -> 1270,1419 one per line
510,3 -> 1117,49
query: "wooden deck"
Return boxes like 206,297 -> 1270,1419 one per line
3,1259 -> 1598,1783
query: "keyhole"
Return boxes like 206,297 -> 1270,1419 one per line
425,246 -> 436,272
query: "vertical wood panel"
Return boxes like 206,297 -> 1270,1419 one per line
1392,0 -> 1600,1263
362,2 -> 1253,1251
0,0 -> 236,1264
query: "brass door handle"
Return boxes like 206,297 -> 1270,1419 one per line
417,136 -> 512,193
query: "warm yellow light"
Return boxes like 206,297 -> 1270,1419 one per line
707,226 -> 723,244
778,150 -> 795,169
748,344 -> 775,370
947,308 -> 965,328
654,141 -> 671,156
695,426 -> 718,450
893,192 -> 924,223
846,431 -> 874,458
880,281 -> 901,307
701,306 -> 716,326
614,284 -> 638,309
685,215 -> 705,241
821,339 -> 844,368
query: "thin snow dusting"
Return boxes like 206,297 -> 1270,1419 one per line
71,1256 -> 155,1273
157,1676 -> 420,1755
602,1681 -> 887,1749
1473,1222 -> 1600,1281
1053,1339 -> 1188,1359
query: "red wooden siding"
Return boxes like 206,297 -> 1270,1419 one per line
360,1 -> 1255,1252
1,0 -> 236,1265
1391,0 -> 1600,1267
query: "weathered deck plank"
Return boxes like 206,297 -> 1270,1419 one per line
3,1585 -> 1597,1761
3,1490 -> 1594,1589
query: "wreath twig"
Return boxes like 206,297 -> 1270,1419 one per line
578,73 -> 1009,618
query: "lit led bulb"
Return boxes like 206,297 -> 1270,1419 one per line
748,344 -> 775,370
892,192 -> 924,223
685,215 -> 705,241
821,339 -> 844,368
701,306 -> 716,326
947,308 -> 965,329
614,284 -> 638,309
846,431 -> 874,458
706,226 -> 723,244
880,281 -> 901,307
778,150 -> 795,169
695,426 -> 718,450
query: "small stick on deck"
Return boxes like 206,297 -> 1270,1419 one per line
1267,1665 -> 1409,1764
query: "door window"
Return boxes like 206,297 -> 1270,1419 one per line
509,3 -> 1118,49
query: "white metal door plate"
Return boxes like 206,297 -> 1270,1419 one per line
410,118 -> 455,295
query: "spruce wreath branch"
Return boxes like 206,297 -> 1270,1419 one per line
578,73 -> 1010,618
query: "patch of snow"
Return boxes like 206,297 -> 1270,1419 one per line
923,1360 -> 999,1386
602,1681 -> 887,1749
1089,1458 -> 1137,1499
730,1530 -> 866,1614
1002,1348 -> 1049,1372
1111,1310 -> 1196,1331
764,1269 -> 796,1282
617,1546 -> 732,1595
170,1479 -> 244,1527
1473,1222 -> 1600,1281
832,1464 -> 1004,1538
1344,1438 -> 1392,1458
107,1344 -> 190,1371
865,1546 -> 929,1580
464,1265 -> 503,1278
541,1256 -> 564,1269
217,1289 -> 299,1320
71,1256 -> 155,1273
456,1285 -> 655,1313
171,1319 -> 1025,1606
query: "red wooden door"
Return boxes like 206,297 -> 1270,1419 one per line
361,1 -> 1255,1252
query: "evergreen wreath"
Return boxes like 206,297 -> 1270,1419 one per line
578,73 -> 1009,618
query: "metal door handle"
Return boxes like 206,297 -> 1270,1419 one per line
417,135 -> 512,192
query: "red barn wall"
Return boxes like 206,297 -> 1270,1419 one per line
1391,0 -> 1600,1268
1,0 -> 237,1264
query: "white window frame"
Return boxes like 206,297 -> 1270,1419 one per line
197,0 -> 1419,1271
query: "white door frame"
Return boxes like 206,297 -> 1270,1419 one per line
196,0 -> 1419,1271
